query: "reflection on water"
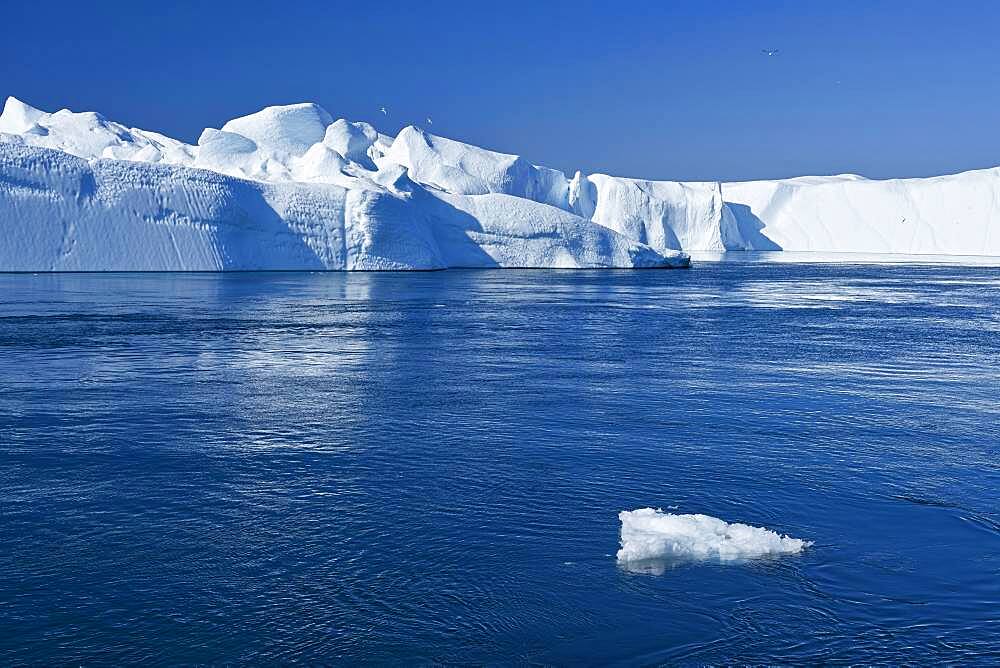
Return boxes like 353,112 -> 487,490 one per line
620,553 -> 799,576
0,263 -> 998,664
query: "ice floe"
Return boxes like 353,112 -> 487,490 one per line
617,508 -> 812,569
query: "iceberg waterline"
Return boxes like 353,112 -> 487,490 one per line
1,95 -> 998,271
617,508 -> 812,568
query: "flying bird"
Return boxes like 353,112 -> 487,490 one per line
426,117 -> 433,125
380,106 -> 387,115
761,49 -> 779,57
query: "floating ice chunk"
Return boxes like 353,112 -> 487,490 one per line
617,508 -> 811,568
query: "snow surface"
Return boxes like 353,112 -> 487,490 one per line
1,94 -> 998,271
617,508 -> 812,568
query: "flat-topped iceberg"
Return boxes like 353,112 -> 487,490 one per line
2,94 -> 999,271
617,508 -> 812,571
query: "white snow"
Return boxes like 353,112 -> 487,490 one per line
320,119 -> 381,168
617,508 -> 812,567
381,125 -> 569,208
1,93 -> 998,271
722,171 -> 1000,256
0,97 -> 195,166
0,96 -> 44,134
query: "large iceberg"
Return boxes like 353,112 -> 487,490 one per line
0,97 -> 683,271
2,94 -> 998,271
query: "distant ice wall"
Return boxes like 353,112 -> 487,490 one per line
722,171 -> 1000,255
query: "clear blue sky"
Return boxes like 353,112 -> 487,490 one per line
3,0 -> 998,181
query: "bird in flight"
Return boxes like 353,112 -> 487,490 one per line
761,49 -> 779,57
426,117 -> 433,125
380,106 -> 388,115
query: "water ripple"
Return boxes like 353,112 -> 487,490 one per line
0,264 -> 998,664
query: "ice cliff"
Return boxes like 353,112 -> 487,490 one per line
1,95 -> 997,271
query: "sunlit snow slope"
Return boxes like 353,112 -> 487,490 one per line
1,95 -> 997,271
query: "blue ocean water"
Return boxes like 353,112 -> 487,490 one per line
1,263 -> 998,664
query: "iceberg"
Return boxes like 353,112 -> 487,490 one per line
722,171 -> 1000,256
1,94 -> 998,271
0,97 -> 684,271
617,508 -> 812,570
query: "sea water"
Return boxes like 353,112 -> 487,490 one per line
1,262 -> 998,664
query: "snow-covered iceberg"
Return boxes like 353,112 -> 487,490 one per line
617,508 -> 812,570
0,97 -> 684,271
2,93 -> 998,271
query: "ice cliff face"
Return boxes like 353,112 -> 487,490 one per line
0,97 -> 682,270
1,94 -> 998,271
723,172 -> 1000,255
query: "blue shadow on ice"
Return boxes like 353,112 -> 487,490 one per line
725,202 -> 782,251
